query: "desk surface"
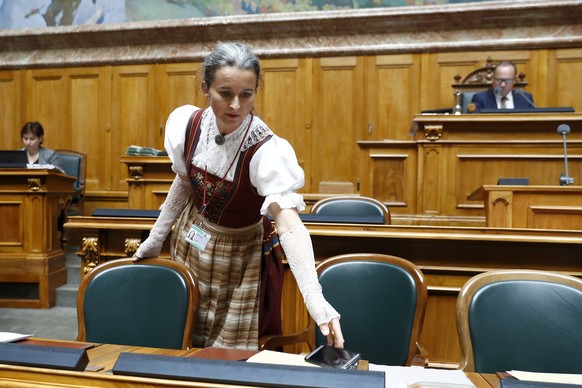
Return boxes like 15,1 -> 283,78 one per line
0,338 -> 497,388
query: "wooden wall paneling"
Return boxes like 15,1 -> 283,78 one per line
255,58 -> 311,191
417,142 -> 445,217
456,145 -> 582,217
527,49 -> 545,106
357,141 -> 418,216
0,70 -> 24,150
311,57 -> 364,193
24,67 -> 112,197
111,64 -> 157,191
67,67 -> 112,194
549,48 -> 582,112
156,62 -> 204,141
422,290 -> 461,369
366,54 -> 420,141
0,195 -> 25,252
25,69 -> 69,151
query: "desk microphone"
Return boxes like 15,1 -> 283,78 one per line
514,89 -> 536,108
557,124 -> 574,186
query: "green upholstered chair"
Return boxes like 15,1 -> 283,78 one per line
261,254 -> 428,365
76,258 -> 199,350
310,196 -> 391,224
456,270 -> 582,373
314,254 -> 427,366
55,149 -> 86,215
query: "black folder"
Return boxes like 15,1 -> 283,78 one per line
0,342 -> 89,371
113,352 -> 385,387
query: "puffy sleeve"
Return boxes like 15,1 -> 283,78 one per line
163,105 -> 199,176
250,136 -> 306,216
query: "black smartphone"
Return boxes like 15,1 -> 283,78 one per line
304,345 -> 361,369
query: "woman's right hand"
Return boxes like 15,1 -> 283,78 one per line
133,231 -> 165,261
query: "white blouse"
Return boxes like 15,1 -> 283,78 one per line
164,105 -> 306,216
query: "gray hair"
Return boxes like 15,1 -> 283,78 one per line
203,42 -> 261,89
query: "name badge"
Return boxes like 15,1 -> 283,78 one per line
185,224 -> 211,251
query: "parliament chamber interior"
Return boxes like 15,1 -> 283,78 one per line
1,0 -> 582,386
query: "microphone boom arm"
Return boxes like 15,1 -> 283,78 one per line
558,124 -> 574,186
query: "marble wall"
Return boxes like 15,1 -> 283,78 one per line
0,0 -> 580,69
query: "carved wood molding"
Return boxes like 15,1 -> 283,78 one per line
129,166 -> 144,180
0,1 -> 580,69
81,237 -> 100,276
424,125 -> 444,141
124,238 -> 141,258
27,178 -> 41,191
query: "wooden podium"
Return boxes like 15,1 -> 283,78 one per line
468,184 -> 582,230
357,113 -> 582,226
121,155 -> 173,210
0,169 -> 75,308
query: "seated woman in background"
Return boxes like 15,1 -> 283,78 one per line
20,121 -> 63,171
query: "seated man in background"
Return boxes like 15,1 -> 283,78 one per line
470,61 -> 535,113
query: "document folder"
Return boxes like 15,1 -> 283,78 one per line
113,352 -> 385,388
0,342 -> 89,371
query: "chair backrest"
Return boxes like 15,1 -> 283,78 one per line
451,58 -> 528,113
310,195 -> 391,224
56,149 -> 86,214
315,253 -> 427,365
56,149 -> 86,192
76,258 -> 199,350
457,270 -> 582,373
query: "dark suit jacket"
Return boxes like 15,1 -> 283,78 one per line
470,89 -> 534,113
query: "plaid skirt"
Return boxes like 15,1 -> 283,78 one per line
171,201 -> 263,349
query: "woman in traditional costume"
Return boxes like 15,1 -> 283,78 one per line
135,42 -> 343,350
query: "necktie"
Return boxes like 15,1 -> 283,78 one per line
501,96 -> 508,109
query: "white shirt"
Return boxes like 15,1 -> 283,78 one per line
164,105 -> 306,216
497,91 -> 515,109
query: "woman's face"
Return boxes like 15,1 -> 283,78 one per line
22,132 -> 42,154
202,66 -> 257,135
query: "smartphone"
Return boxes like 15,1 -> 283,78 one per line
304,345 -> 361,369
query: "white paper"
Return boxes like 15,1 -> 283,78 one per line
0,332 -> 33,342
27,164 -> 56,169
508,370 -> 582,385
246,350 -> 319,368
368,364 -> 475,388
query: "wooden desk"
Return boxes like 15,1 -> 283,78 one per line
0,338 -> 496,388
358,113 -> 582,226
0,169 -> 75,308
468,185 -> 582,230
64,216 -> 582,368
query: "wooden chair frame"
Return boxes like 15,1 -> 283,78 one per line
456,269 -> 582,372
77,258 -> 199,350
310,195 -> 391,224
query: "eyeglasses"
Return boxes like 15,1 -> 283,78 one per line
493,78 -> 515,84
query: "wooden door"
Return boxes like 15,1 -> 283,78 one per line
311,56 -> 364,194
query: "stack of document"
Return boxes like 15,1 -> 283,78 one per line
126,145 -> 165,156
0,332 -> 33,342
500,371 -> 582,388
369,364 -> 475,388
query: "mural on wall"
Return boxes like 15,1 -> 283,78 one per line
0,0 -> 492,30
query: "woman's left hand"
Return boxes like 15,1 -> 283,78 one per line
319,317 -> 344,349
